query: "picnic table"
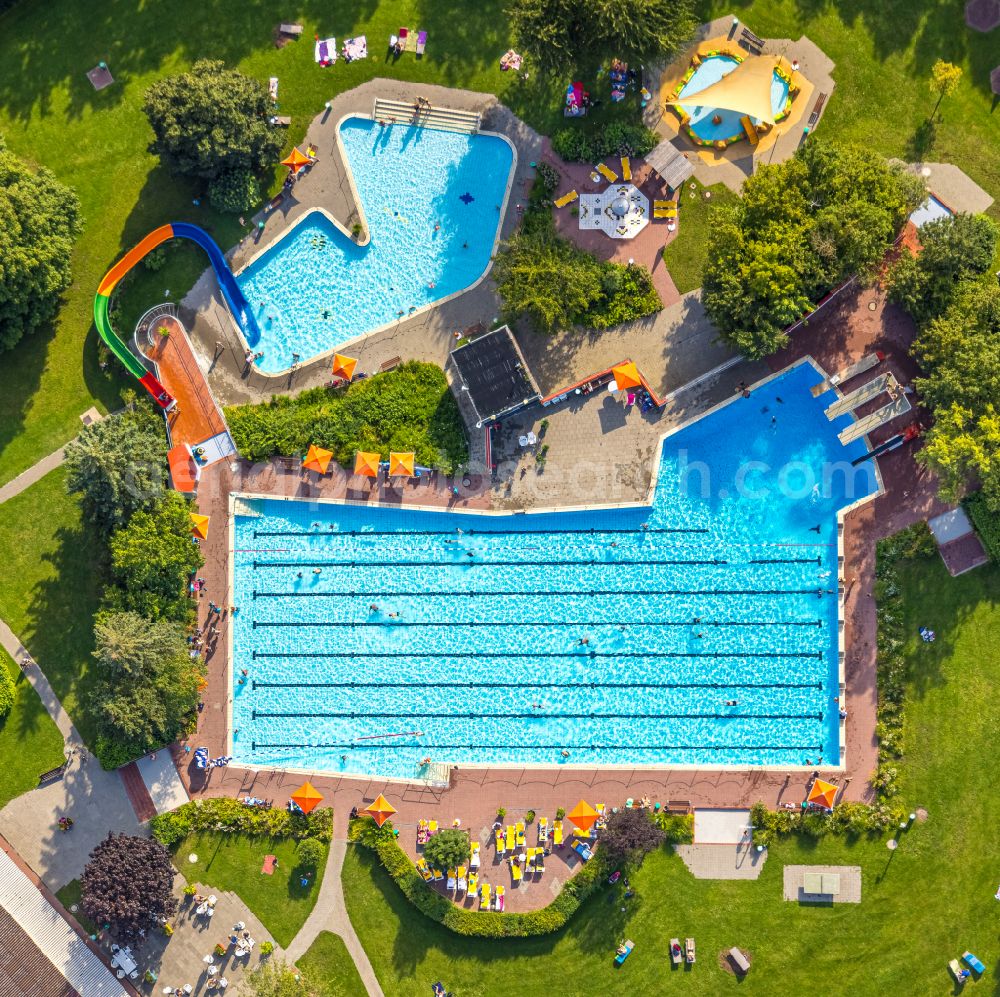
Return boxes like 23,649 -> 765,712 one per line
111,948 -> 137,977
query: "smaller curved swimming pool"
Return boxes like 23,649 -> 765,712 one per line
678,55 -> 790,143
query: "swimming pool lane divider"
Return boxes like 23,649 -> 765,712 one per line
252,710 -> 824,721
251,588 -> 833,598
248,557 -> 822,568
251,650 -> 825,660
94,222 -> 262,406
251,679 -> 823,689
250,741 -> 824,752
252,527 -> 710,537
250,619 -> 826,628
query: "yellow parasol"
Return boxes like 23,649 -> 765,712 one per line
566,799 -> 599,831
388,452 -> 415,477
354,451 -> 381,478
189,513 -> 210,540
806,779 -> 838,809
331,353 -> 358,380
365,793 -> 398,827
302,444 -> 334,474
290,782 -> 324,815
611,361 -> 643,392
281,147 -> 312,173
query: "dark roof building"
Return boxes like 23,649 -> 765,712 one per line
449,325 -> 541,426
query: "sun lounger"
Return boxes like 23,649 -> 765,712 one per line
553,820 -> 563,846
515,821 -> 526,847
534,850 -> 545,873
554,190 -> 578,208
525,848 -> 535,871
572,840 -> 593,862
962,952 -> 985,975
446,869 -> 457,890
314,37 -> 336,65
468,871 -> 478,894
949,959 -> 970,984
417,819 -> 429,845
653,200 -> 677,219
670,938 -> 683,966
457,865 -> 468,892
428,820 -> 438,836
686,938 -> 696,963
470,842 -> 480,869
495,884 -> 505,911
511,858 -> 523,883
480,884 -> 491,909
615,939 -> 635,965
432,867 -> 444,882
621,156 -> 632,181
596,163 -> 618,183
596,803 -> 606,827
495,835 -> 506,858
538,817 -> 549,842
268,77 -> 278,102
416,858 -> 433,882
505,825 -> 515,851
416,30 -> 427,55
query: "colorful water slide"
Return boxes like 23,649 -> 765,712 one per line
94,222 -> 261,406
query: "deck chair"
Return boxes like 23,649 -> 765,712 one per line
596,162 -> 618,183
480,884 -> 491,909
554,190 -> 578,208
621,156 -> 632,181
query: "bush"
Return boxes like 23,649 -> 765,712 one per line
551,122 -> 659,163
965,492 -> 1000,561
225,361 -> 468,472
296,837 -> 325,870
143,247 -> 168,272
150,798 -> 334,847
423,829 -> 470,872
651,812 -> 694,843
354,819 -> 604,936
0,662 -> 14,719
209,167 -> 261,214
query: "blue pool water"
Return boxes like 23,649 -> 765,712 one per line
230,363 -> 878,777
909,194 -> 953,228
679,55 -> 790,141
235,117 -> 514,372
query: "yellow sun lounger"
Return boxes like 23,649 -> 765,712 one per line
621,156 -> 632,181
470,842 -> 481,869
416,858 -> 433,882
511,858 -> 523,883
505,825 -> 515,851
428,820 -> 438,835
480,883 -> 491,909
553,820 -> 563,846
538,817 -> 549,842
653,200 -> 678,219
468,871 -> 478,894
432,867 -> 444,881
554,190 -> 578,208
515,821 -> 526,847
596,162 -> 618,183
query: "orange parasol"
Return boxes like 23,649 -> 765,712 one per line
354,451 -> 381,478
302,444 -> 334,474
566,799 -> 599,831
189,513 -> 210,540
806,779 -> 838,809
331,353 -> 358,380
281,147 -> 312,173
290,782 -> 323,815
365,793 -> 397,827
388,452 -> 415,477
611,361 -> 643,392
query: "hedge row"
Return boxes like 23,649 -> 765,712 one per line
151,797 -> 334,846
351,819 -> 604,937
964,491 -> 1000,561
551,122 -> 659,163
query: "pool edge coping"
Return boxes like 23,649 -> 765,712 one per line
224,356 -> 884,779
228,113 -> 519,379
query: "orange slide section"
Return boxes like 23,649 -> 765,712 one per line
97,224 -> 175,297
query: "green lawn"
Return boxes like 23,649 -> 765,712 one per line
660,178 -> 738,293
173,833 -> 329,948
341,553 -> 999,995
0,468 -> 104,747
297,931 -> 367,997
0,647 -> 65,810
55,879 -> 99,938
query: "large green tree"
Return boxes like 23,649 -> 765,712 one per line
0,135 -> 82,351
143,59 -> 282,183
106,491 -> 203,621
888,212 -> 998,327
507,0 -> 696,75
90,611 -> 202,766
703,140 -> 924,358
65,400 -> 167,536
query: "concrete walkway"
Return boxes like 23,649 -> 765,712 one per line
0,444 -> 67,504
285,839 -> 383,997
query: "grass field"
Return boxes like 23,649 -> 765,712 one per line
55,879 -> 99,938
173,833 -> 329,948
0,648 -> 65,811
0,468 -> 104,747
341,552 -> 999,995
660,179 -> 738,293
297,930 -> 368,996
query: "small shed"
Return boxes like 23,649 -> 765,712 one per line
645,140 -> 695,191
450,324 -> 541,426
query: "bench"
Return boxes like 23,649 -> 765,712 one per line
665,800 -> 692,814
269,115 -> 291,127
38,762 -> 68,785
728,948 -> 751,975
276,456 -> 298,471
379,356 -> 402,372
807,93 -> 828,128
279,23 -> 304,36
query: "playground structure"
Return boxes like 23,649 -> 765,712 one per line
94,222 -> 261,406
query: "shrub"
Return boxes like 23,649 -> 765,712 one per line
143,246 -> 168,271
650,812 -> 694,843
551,123 -> 659,163
533,162 -> 560,197
295,837 -> 325,870
209,167 -> 261,214
354,820 -> 604,936
259,940 -> 274,956
965,492 -> 1000,561
0,662 -> 14,719
225,361 -> 467,472
150,798 -> 333,847
525,809 -> 535,824
423,829 -> 470,871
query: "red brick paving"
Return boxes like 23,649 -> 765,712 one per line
938,532 -> 989,575
118,762 -> 156,823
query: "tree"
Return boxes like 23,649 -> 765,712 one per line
0,135 -> 82,351
143,60 -> 283,181
65,403 -> 167,536
81,833 -> 178,940
89,611 -> 203,767
208,167 -> 261,213
295,838 -> 325,871
240,961 -> 304,997
422,828 -> 470,871
106,492 -> 204,621
703,140 -> 924,357
507,0 -> 696,76
888,213 -> 998,326
929,60 -> 962,117
599,808 -> 665,868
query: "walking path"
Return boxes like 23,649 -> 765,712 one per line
285,839 -> 384,996
0,444 -> 67,504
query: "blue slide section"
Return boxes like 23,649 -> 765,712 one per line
171,222 -> 262,347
